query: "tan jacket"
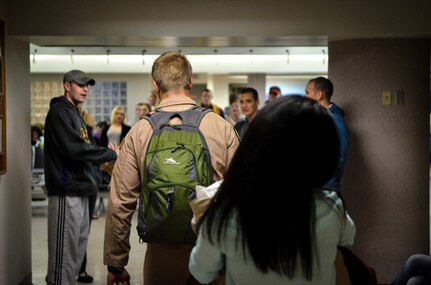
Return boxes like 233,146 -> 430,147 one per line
103,95 -> 240,267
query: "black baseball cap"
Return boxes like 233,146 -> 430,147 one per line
63,70 -> 95,86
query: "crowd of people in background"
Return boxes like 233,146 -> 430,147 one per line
30,52 -> 428,285
32,72 -> 354,284
31,83 -> 288,159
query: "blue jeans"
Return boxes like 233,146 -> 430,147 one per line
391,254 -> 431,285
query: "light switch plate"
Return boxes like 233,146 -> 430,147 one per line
382,91 -> 392,106
395,90 -> 404,105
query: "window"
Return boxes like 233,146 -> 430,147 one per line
30,80 -> 62,126
84,81 -> 127,123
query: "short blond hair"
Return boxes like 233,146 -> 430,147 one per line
151,51 -> 192,93
110,106 -> 126,124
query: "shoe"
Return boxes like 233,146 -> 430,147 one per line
92,214 -> 99,220
77,272 -> 94,283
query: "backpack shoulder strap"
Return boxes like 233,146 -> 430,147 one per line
145,106 -> 212,129
179,106 -> 212,126
143,109 -> 177,130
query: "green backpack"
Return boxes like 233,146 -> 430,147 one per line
137,107 -> 214,243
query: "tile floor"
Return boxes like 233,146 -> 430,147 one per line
31,198 -> 146,285
30,176 -> 431,285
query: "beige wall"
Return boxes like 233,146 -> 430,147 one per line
329,39 -> 430,283
0,8 -> 32,284
211,75 -> 247,108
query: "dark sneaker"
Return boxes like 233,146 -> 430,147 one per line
77,272 -> 94,283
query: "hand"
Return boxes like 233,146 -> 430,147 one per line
107,269 -> 130,285
108,142 -> 120,156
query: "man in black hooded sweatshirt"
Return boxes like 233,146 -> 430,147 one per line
44,70 -> 118,285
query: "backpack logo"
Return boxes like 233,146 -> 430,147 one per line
163,157 -> 181,165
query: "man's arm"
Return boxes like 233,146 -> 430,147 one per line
200,113 -> 240,180
225,123 -> 240,168
337,119 -> 349,170
104,122 -> 152,269
107,268 -> 131,285
46,110 -> 116,164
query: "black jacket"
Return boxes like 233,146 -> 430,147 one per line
99,123 -> 131,147
234,118 -> 250,139
44,96 -> 117,196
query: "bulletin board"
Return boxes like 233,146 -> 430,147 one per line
0,20 -> 6,174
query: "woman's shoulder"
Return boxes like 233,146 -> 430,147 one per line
317,189 -> 340,202
315,190 -> 345,217
204,210 -> 241,256
204,209 -> 239,241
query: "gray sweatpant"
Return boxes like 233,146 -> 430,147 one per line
47,196 -> 90,285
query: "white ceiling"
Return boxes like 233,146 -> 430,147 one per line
30,44 -> 328,75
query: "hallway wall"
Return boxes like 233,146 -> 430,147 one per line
329,39 -> 431,283
2,1 -> 431,284
0,2 -> 32,283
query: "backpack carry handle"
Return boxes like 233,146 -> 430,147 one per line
145,107 -> 212,130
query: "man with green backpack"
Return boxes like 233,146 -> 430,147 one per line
104,51 -> 240,285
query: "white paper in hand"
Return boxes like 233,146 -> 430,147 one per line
195,180 -> 223,200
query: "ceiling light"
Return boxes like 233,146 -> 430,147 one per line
106,49 -> 111,64
70,49 -> 75,64
322,49 -> 326,65
214,49 -> 218,66
141,49 -> 146,65
32,49 -> 37,64
29,46 -> 329,74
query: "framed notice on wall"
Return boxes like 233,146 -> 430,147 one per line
0,118 -> 2,154
0,20 -> 6,173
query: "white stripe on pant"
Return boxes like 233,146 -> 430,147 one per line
47,196 -> 90,285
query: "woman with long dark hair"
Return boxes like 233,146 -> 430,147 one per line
189,95 -> 356,285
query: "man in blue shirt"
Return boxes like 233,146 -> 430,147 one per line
305,77 -> 349,191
